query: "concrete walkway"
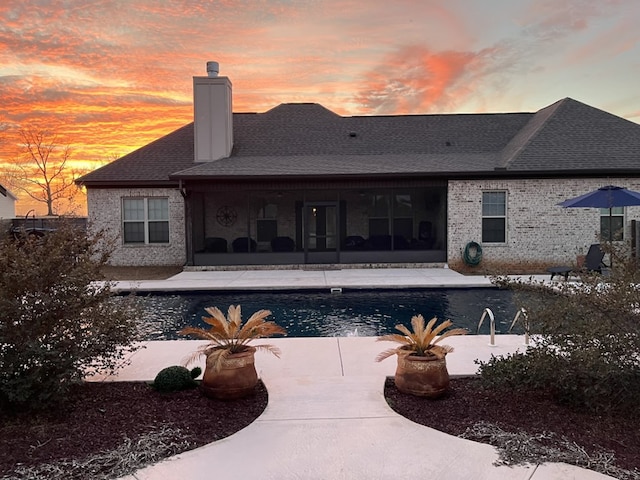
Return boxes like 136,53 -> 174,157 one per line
104,267 -> 614,480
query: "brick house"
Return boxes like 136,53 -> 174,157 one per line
77,62 -> 640,268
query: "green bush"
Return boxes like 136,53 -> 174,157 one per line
0,222 -> 141,412
153,366 -> 201,392
482,243 -> 640,415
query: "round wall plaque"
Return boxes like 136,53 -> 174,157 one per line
216,205 -> 237,227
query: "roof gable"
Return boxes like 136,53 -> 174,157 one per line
501,98 -> 640,171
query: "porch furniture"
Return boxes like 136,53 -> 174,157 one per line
232,237 -> 257,252
365,234 -> 410,250
366,235 -> 390,250
271,236 -> 295,252
343,235 -> 366,251
204,237 -> 227,253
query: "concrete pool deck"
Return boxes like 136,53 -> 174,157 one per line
106,267 -> 615,480
109,265 -> 505,293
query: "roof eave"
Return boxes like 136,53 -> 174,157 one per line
83,168 -> 640,187
77,180 -> 180,188
169,173 -> 456,182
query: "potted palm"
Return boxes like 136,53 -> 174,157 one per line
375,315 -> 467,398
180,304 -> 286,400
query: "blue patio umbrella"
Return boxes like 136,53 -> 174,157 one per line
558,185 -> 640,241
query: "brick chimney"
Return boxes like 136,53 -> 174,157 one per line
193,61 -> 233,162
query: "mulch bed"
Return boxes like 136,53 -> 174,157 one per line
0,381 -> 267,478
385,376 -> 640,474
2,377 -> 638,479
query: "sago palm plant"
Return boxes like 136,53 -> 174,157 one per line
180,305 -> 286,372
376,315 -> 467,362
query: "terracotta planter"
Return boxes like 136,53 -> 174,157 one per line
394,351 -> 450,398
201,346 -> 258,400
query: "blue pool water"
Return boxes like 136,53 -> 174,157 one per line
133,288 -> 522,340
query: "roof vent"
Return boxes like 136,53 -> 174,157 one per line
206,61 -> 219,78
349,131 -> 357,137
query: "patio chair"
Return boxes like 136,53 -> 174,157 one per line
271,236 -> 295,252
204,237 -> 228,253
582,243 -> 607,273
232,237 -> 257,252
547,243 -> 608,280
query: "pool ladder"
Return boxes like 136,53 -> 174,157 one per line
476,307 -> 530,346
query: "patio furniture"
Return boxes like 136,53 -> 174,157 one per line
232,237 -> 257,252
204,237 -> 228,253
547,265 -> 572,281
271,236 -> 295,252
583,243 -> 607,273
547,243 -> 608,280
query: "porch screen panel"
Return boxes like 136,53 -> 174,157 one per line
368,194 -> 390,236
393,193 -> 414,248
257,203 -> 278,243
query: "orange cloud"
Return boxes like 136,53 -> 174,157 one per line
352,45 -> 504,114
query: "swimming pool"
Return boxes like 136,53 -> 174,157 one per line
132,288 -> 522,340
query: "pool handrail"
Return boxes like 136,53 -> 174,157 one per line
508,307 -> 530,345
477,307 -> 496,346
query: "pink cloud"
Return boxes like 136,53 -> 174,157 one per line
352,45 -> 509,114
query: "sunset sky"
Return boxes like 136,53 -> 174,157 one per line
1,0 -> 640,215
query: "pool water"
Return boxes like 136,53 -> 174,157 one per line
133,288 -> 522,340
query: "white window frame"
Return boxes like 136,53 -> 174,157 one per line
600,207 -> 624,241
122,197 -> 169,245
481,191 -> 507,244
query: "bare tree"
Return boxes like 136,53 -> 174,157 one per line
7,129 -> 81,216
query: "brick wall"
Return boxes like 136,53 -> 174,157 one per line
448,178 -> 640,265
87,188 -> 186,266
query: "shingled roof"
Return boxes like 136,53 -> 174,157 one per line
499,98 -> 640,172
77,98 -> 640,186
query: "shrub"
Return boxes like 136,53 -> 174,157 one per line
481,243 -> 640,415
0,222 -> 141,412
153,366 -> 202,392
